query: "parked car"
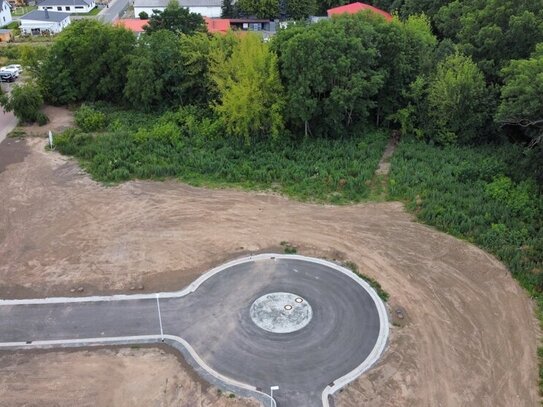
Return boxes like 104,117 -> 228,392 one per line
0,66 -> 19,78
5,64 -> 22,75
0,71 -> 16,82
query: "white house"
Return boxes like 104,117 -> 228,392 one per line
134,0 -> 221,18
0,0 -> 13,27
20,9 -> 71,35
37,0 -> 95,13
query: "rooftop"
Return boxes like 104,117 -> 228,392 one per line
134,0 -> 221,7
37,0 -> 92,6
115,18 -> 148,32
327,2 -> 393,20
20,9 -> 70,22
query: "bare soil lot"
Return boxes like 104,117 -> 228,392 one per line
0,347 -> 258,407
0,135 -> 539,406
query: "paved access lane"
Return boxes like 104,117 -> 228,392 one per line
0,255 -> 388,407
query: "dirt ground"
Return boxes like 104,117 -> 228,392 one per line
0,347 -> 258,407
0,130 -> 540,406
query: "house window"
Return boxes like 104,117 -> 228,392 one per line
66,6 -> 70,10
47,6 -> 53,9
57,6 -> 62,10
75,6 -> 83,8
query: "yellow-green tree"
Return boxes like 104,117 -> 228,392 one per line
210,33 -> 284,143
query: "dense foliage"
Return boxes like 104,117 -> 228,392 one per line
0,82 -> 46,124
389,138 -> 543,319
210,34 -> 285,143
39,20 -> 136,105
55,106 -> 388,203
144,0 -> 207,35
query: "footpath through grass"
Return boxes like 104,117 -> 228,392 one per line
55,108 -> 389,204
389,138 -> 543,390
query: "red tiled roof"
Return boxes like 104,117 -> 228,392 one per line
204,17 -> 231,33
327,2 -> 393,21
116,19 -> 148,33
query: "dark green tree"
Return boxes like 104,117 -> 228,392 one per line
144,0 -> 207,35
39,20 -> 136,105
124,30 -> 185,110
273,14 -> 384,137
426,53 -> 492,144
497,44 -> 543,148
435,0 -> 543,81
0,82 -> 44,123
221,0 -> 237,17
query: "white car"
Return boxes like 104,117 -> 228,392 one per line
0,66 -> 19,78
6,64 -> 22,74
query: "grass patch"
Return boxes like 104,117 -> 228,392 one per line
7,128 -> 26,138
280,241 -> 297,254
54,107 -> 389,204
2,21 -> 20,29
343,260 -> 390,302
389,138 -> 543,390
73,6 -> 101,16
11,6 -> 37,16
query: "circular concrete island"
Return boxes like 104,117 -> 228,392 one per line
250,292 -> 313,333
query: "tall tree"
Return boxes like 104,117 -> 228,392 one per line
273,13 -> 388,137
39,20 -> 136,105
144,0 -> 207,35
426,53 -> 491,144
124,30 -> 184,110
435,0 -> 543,81
210,33 -> 285,143
497,43 -> 543,148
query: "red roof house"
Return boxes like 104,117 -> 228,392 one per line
204,17 -> 231,34
327,2 -> 393,21
115,19 -> 148,33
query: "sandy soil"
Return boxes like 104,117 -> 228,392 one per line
0,135 -> 540,406
19,105 -> 75,136
0,347 -> 258,407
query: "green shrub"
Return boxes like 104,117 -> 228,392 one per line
54,108 -> 389,203
0,83 -> 44,123
36,112 -> 49,126
75,105 -> 106,132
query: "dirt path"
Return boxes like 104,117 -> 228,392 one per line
0,138 -> 539,406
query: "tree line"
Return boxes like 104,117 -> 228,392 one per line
1,0 -> 541,179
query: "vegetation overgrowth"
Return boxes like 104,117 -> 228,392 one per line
389,139 -> 543,390
55,106 -> 388,203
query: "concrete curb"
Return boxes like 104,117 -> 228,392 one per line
0,254 -> 389,407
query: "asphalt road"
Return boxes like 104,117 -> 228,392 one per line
97,0 -> 130,23
0,255 -> 387,407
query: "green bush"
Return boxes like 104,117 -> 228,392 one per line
75,105 -> 106,132
36,111 -> 49,126
0,83 -> 44,123
54,108 -> 389,203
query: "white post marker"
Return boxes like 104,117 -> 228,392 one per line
48,130 -> 53,149
270,385 -> 279,407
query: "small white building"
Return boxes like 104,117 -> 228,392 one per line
134,0 -> 221,18
0,0 -> 13,27
37,0 -> 95,13
20,9 -> 71,35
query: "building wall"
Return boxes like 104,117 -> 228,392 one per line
134,5 -> 220,17
0,1 -> 13,26
38,1 -> 95,13
20,16 -> 70,34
